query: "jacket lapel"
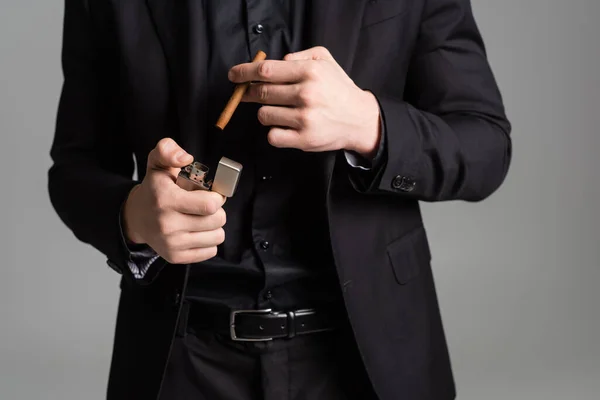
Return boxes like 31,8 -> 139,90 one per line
309,0 -> 368,73
308,0 -> 369,196
146,0 -> 210,160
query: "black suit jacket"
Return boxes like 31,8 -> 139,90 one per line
48,1 -> 511,399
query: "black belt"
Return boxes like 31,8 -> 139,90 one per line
184,304 -> 339,342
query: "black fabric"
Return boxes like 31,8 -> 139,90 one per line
49,1 -> 512,399
116,0 -> 387,290
159,325 -> 378,400
185,0 -> 342,312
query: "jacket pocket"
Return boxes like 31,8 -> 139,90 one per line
362,0 -> 409,28
386,225 -> 431,285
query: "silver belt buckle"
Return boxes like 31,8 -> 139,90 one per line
230,309 -> 274,342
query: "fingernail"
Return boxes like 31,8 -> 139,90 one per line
228,69 -> 235,81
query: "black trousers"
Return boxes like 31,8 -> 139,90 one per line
159,320 -> 379,399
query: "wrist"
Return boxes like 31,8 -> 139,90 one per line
346,90 -> 382,160
122,184 -> 145,245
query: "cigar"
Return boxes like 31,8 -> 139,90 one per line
215,50 -> 268,130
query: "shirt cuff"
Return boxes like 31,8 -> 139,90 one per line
118,196 -> 160,280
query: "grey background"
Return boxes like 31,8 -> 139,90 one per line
1,0 -> 599,399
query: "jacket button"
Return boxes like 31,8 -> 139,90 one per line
260,241 -> 270,250
392,175 -> 416,192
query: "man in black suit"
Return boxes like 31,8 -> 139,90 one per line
48,0 -> 511,399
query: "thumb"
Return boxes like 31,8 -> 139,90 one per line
283,46 -> 334,61
147,138 -> 193,176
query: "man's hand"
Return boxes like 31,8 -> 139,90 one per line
229,46 -> 382,159
122,138 -> 227,264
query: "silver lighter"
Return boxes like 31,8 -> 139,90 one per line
176,157 -> 243,197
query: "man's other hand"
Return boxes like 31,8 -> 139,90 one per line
122,138 -> 227,264
229,46 -> 382,160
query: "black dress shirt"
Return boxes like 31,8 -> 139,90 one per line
120,0 -> 387,312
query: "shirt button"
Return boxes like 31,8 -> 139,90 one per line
261,175 -> 272,181
172,290 -> 182,307
253,24 -> 264,34
265,291 -> 273,300
260,241 -> 270,250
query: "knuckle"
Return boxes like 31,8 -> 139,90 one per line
212,208 -> 226,227
196,198 -> 208,215
297,86 -> 313,106
157,216 -> 174,235
305,63 -> 320,79
201,199 -> 217,215
209,198 -> 221,214
156,138 -> 174,155
258,84 -> 269,102
258,61 -> 272,79
315,46 -> 329,57
257,107 -> 270,125
153,191 -> 170,211
235,66 -> 245,81
200,202 -> 210,216
298,109 -> 313,127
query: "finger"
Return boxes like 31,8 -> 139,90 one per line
257,106 -> 303,130
242,83 -> 302,106
166,228 -> 226,251
147,138 -> 193,177
228,60 -> 307,84
178,208 -> 227,232
283,46 -> 334,61
267,127 -> 302,149
166,246 -> 219,265
171,190 -> 226,216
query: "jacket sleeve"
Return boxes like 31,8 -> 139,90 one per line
343,104 -> 388,187
349,0 -> 512,202
47,0 -> 139,280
